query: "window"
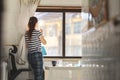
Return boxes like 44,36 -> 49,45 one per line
34,9 -> 89,57
65,13 -> 82,57
40,26 -> 46,36
73,22 -> 81,33
35,12 -> 62,57
48,24 -> 57,37
47,47 -> 58,56
65,24 -> 71,34
66,46 -> 82,56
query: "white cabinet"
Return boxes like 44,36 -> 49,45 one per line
45,67 -> 81,80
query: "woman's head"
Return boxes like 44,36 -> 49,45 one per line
28,16 -> 38,30
27,16 -> 38,39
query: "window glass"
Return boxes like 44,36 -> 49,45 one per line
65,24 -> 71,34
35,11 -> 89,57
34,12 -> 63,56
73,21 -> 81,33
65,12 -> 82,56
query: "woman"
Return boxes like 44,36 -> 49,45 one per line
25,16 -> 46,80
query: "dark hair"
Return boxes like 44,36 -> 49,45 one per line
27,16 -> 38,39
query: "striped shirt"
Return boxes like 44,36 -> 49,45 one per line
25,30 -> 41,53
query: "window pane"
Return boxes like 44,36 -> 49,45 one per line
65,12 -> 87,56
73,21 -> 81,33
34,12 -> 62,56
66,24 -> 71,34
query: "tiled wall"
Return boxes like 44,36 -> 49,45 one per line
82,21 -> 120,57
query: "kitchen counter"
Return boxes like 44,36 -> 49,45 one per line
44,66 -> 81,80
45,66 -> 81,70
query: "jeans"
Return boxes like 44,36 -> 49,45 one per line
28,52 -> 44,80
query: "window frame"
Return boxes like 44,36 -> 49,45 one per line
36,8 -> 82,58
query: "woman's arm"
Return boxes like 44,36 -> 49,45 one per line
39,29 -> 47,45
39,35 -> 47,45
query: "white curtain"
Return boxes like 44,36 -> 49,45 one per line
15,0 -> 41,74
17,0 -> 41,37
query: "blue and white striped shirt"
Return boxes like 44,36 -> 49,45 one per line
25,30 -> 41,53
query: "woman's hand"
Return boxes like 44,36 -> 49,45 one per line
40,29 -> 43,35
40,35 -> 47,45
39,29 -> 47,45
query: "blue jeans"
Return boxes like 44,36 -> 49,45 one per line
28,52 -> 44,80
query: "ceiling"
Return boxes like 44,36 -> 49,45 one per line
39,0 -> 89,7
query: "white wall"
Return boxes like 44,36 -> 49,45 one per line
109,0 -> 120,19
39,0 -> 89,6
3,0 -> 20,45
